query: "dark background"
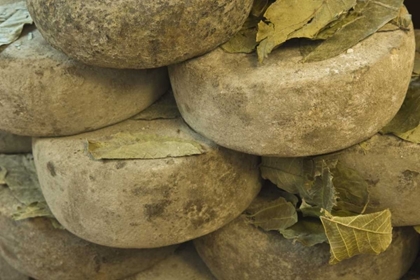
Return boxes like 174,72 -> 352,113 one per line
405,0 -> 419,28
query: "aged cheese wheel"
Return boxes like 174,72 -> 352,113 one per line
33,117 -> 261,248
194,187 -> 420,280
0,131 -> 31,154
316,133 -> 420,227
26,0 -> 253,69
0,255 -> 28,280
127,243 -> 216,280
169,27 -> 415,157
0,26 -> 168,137
0,185 -> 175,280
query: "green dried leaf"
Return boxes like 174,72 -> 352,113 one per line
246,197 -> 298,231
304,160 -> 336,212
278,190 -> 299,207
87,132 -> 207,160
260,157 -> 314,194
321,209 -> 393,264
0,154 -> 64,228
331,161 -> 370,213
288,0 -> 357,40
304,0 -> 404,62
261,158 -> 336,212
256,1 -> 323,62
132,93 -> 181,120
0,2 -> 33,47
381,80 -> 420,142
221,26 -> 258,54
299,200 -> 323,218
279,217 -> 328,246
11,201 -> 54,221
414,226 -> 420,234
0,154 -> 43,205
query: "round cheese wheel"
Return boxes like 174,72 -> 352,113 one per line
33,117 -> 261,248
26,0 -> 253,69
0,26 -> 168,137
169,27 -> 415,157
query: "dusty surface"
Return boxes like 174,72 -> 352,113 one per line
316,133 -> 420,227
0,131 -> 31,154
27,0 -> 253,69
169,27 -> 415,157
0,255 -> 28,280
33,118 -> 261,248
0,26 -> 168,136
0,185 -> 176,280
127,242 -> 216,280
194,187 -> 420,280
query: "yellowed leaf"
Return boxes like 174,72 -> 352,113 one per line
321,209 -> 393,264
87,132 -> 207,160
246,197 -> 298,231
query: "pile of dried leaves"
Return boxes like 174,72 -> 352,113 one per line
251,157 -> 392,264
222,0 -> 410,62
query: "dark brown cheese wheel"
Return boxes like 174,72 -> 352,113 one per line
316,133 -> 420,227
0,185 -> 176,280
169,27 -> 415,157
0,131 -> 31,154
26,0 -> 253,69
127,243 -> 216,280
194,188 -> 419,280
0,26 -> 169,137
33,118 -> 261,248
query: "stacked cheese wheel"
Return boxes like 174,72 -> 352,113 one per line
0,0 -> 419,279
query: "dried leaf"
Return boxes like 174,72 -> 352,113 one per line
288,0 -> 357,40
279,217 -> 328,246
304,160 -> 336,212
414,226 -> 420,234
381,80 -> 420,142
320,209 -> 393,264
331,161 -> 370,213
0,154 -> 64,228
299,200 -> 323,218
246,197 -> 298,231
304,0 -> 404,62
132,93 -> 181,120
0,2 -> 33,47
261,158 -> 336,212
87,132 -> 207,160
12,201 -> 54,221
0,154 -> 43,205
278,190 -> 299,207
256,0 -> 323,62
260,157 -> 313,194
221,26 -> 258,54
